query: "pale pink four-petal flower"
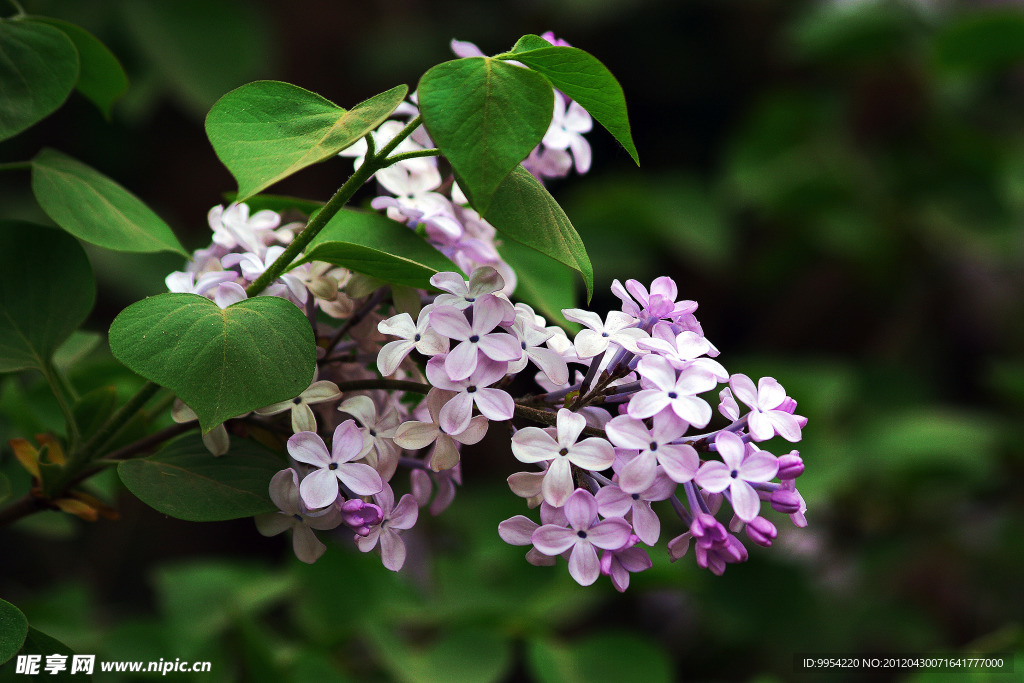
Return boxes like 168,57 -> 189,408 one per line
287,421 -> 383,509
694,431 -> 779,522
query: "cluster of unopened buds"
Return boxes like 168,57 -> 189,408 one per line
161,33 -> 808,591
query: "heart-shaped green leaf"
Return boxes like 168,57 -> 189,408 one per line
118,435 -> 282,521
0,20 -> 79,141
108,293 -> 315,432
31,148 -> 187,255
505,36 -> 639,165
0,221 -> 95,373
0,598 -> 28,665
295,208 -> 461,288
484,166 -> 593,301
28,17 -> 129,118
418,57 -> 553,214
206,81 -> 409,200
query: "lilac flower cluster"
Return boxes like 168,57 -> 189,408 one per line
160,33 -> 809,587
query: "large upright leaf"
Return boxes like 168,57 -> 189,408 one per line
27,17 -> 129,118
0,20 -> 78,141
506,36 -> 638,165
484,166 -> 593,300
0,222 -> 95,373
295,209 -> 460,288
418,57 -> 553,214
118,435 -> 282,521
206,81 -> 409,200
31,149 -> 187,256
108,293 -> 315,432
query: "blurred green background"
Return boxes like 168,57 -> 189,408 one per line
2,0 -> 1023,680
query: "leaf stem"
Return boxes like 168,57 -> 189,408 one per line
245,116 -> 424,299
335,379 -> 431,394
385,148 -> 440,164
41,363 -> 80,446
0,161 -> 30,172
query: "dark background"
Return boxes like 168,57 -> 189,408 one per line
2,0 -> 1023,680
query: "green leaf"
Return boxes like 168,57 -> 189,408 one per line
31,148 -> 187,256
483,166 -> 593,300
27,17 -> 129,118
418,57 -> 553,213
497,239 -> 578,333
372,627 -> 513,683
206,81 -> 409,200
0,20 -> 78,142
0,221 -> 95,374
118,435 -> 282,521
0,628 -> 78,681
51,331 -> 103,373
108,293 -> 315,432
505,36 -> 639,165
297,208 -> 461,288
0,599 -> 28,666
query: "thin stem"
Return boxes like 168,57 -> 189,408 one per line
0,494 -> 44,528
41,363 -> 79,446
244,116 -> 424,299
325,287 -> 389,355
0,160 -> 30,172
575,350 -> 605,404
385,148 -> 440,164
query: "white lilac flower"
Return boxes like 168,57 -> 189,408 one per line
255,372 -> 341,433
542,95 -> 593,174
209,203 -> 280,254
729,374 -> 803,442
638,326 -> 727,381
562,309 -> 649,359
287,421 -> 382,509
695,431 -> 779,523
255,469 -> 342,564
498,502 -> 568,567
337,395 -> 402,479
213,282 -> 247,309
425,356 -> 513,435
605,411 -> 700,492
531,488 -> 632,586
393,389 -> 488,471
628,355 -> 717,427
510,408 -> 614,507
428,300 -> 522,381
222,246 -> 308,304
377,305 -> 449,376
356,483 -> 419,571
165,270 -> 236,296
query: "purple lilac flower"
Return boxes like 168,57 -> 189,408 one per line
339,498 -> 384,537
287,421 -> 383,509
562,309 -> 649,359
377,305 -> 450,376
595,473 -> 675,546
605,412 -> 700,493
600,535 -> 652,592
356,483 -> 419,571
428,299 -> 523,381
425,356 -> 513,434
694,431 -> 779,522
531,489 -> 632,586
393,388 -> 488,471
